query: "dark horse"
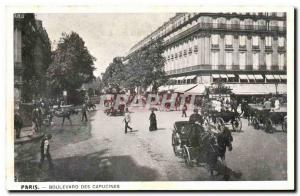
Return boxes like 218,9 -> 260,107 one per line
49,108 -> 78,126
196,126 -> 234,180
203,125 -> 236,180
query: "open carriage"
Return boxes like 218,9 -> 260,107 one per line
171,121 -> 217,167
248,104 -> 287,133
206,110 -> 242,132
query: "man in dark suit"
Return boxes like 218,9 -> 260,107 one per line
189,109 -> 203,125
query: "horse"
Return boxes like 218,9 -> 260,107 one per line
48,108 -> 78,126
198,126 -> 233,180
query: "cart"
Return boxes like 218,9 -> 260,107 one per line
205,110 -> 242,132
171,121 -> 215,167
249,104 -> 287,133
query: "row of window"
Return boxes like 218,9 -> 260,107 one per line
211,52 -> 285,67
131,12 -> 286,53
211,35 -> 285,46
164,52 -> 286,71
165,35 -> 285,61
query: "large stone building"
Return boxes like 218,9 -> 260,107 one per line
14,13 -> 51,108
127,12 -> 287,95
14,13 -> 26,109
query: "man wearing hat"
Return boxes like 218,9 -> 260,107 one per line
39,134 -> 54,170
189,108 -> 203,125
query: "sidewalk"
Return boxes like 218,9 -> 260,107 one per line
15,126 -> 45,145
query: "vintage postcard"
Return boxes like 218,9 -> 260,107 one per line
6,6 -> 295,191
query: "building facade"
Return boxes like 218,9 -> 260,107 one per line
128,12 -> 287,95
14,13 -> 25,109
14,13 -> 51,108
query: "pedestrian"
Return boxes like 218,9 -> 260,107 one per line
123,108 -> 132,134
14,111 -> 23,139
32,107 -> 40,132
81,103 -> 88,122
274,97 -> 281,110
182,103 -> 187,117
39,134 -> 54,170
149,110 -> 157,131
263,98 -> 272,110
189,109 -> 203,125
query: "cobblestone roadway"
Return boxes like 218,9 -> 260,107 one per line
15,106 -> 287,181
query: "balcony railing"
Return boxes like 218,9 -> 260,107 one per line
271,65 -> 279,70
259,65 -> 267,70
165,22 -> 286,46
245,65 -> 253,70
265,46 -> 273,51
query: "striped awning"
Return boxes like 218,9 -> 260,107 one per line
226,84 -> 286,95
174,84 -> 198,93
212,74 -> 220,78
239,74 -> 248,80
273,75 -> 281,80
247,75 -> 255,80
265,75 -> 275,80
176,76 -> 186,81
227,74 -> 235,78
254,75 -> 263,80
280,75 -> 287,80
186,84 -> 207,94
220,74 -> 227,78
185,75 -> 197,80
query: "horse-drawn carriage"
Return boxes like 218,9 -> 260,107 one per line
204,110 -> 242,132
248,104 -> 287,133
104,103 -> 126,116
171,120 -> 233,168
44,104 -> 79,126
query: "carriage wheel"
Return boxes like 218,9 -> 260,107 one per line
203,117 -> 210,128
216,117 -> 225,127
265,118 -> 274,133
282,118 -> 287,132
172,133 -> 179,156
232,117 -> 242,132
252,117 -> 260,129
183,146 -> 193,167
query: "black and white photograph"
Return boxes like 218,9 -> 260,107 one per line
6,6 -> 295,191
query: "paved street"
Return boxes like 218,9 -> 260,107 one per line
15,105 -> 287,181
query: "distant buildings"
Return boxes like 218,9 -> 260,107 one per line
127,13 -> 287,96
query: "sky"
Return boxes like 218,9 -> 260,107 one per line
36,13 -> 174,77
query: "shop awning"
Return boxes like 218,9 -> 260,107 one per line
220,74 -> 227,78
185,75 -> 197,80
176,76 -> 186,81
186,84 -> 207,94
227,74 -> 235,78
226,84 -> 287,95
212,74 -> 220,78
254,75 -> 263,80
247,75 -> 255,80
239,74 -> 248,80
273,75 -> 281,80
265,75 -> 275,80
174,84 -> 198,93
280,75 -> 287,80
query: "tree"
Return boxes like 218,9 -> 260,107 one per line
102,39 -> 167,94
47,32 -> 96,100
123,39 -> 167,93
